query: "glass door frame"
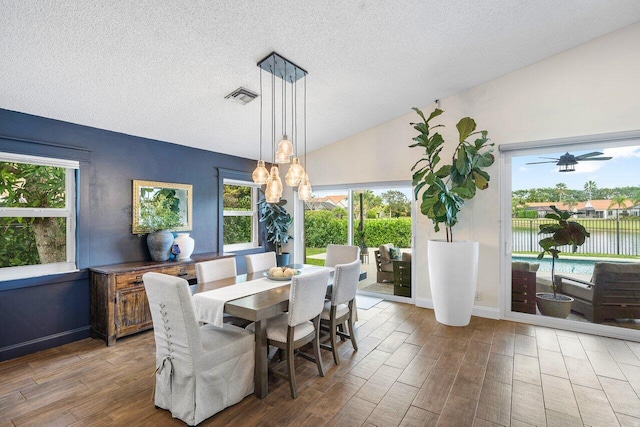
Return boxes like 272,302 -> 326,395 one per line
296,180 -> 415,303
499,130 -> 640,341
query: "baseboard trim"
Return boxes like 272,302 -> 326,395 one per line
415,297 -> 501,320
0,326 -> 91,362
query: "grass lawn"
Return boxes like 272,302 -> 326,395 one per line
305,247 -> 326,266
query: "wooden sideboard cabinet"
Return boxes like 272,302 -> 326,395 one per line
90,252 -> 233,346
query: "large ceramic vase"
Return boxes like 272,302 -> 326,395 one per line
147,230 -> 174,261
427,239 -> 479,327
173,233 -> 195,260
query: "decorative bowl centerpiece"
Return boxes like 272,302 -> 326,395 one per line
264,266 -> 300,281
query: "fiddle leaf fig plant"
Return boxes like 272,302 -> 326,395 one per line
409,107 -> 495,242
259,198 -> 293,255
538,205 -> 590,298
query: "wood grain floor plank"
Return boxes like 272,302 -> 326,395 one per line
349,349 -> 391,380
557,336 -> 587,360
586,349 -> 627,380
491,332 -> 515,357
616,413 -> 640,427
572,383 -> 621,427
618,362 -> 640,395
513,353 -> 542,386
515,334 -> 538,357
383,343 -> 420,370
540,374 -> 580,418
475,379 -> 512,426
411,370 -> 455,414
437,393 -> 477,427
329,395 -> 377,427
511,380 -> 546,427
599,376 -> 640,418
563,355 -> 602,390
535,327 -> 561,352
450,359 -> 486,401
398,406 -> 438,427
484,352 -> 513,385
355,364 -> 403,405
396,355 -> 437,388
538,349 -> 568,379
366,382 -> 419,427
544,409 -> 583,427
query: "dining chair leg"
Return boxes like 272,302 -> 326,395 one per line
348,300 -> 358,351
339,322 -> 348,341
330,308 -> 340,365
286,327 -> 298,399
347,313 -> 358,351
312,316 -> 325,377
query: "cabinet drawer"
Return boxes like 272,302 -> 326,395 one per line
115,264 -> 196,289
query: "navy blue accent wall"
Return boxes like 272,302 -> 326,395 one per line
0,108 -> 261,360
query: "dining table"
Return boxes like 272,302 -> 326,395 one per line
190,264 -> 366,399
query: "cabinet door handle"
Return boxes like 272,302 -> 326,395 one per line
132,275 -> 143,285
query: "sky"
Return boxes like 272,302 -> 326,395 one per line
512,145 -> 640,191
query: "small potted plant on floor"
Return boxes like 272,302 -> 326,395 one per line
259,198 -> 293,266
536,205 -> 590,318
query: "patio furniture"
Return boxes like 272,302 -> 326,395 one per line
554,262 -> 640,323
375,243 -> 398,282
143,272 -> 255,425
511,261 -> 539,314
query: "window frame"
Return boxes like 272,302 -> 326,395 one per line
222,178 -> 260,252
0,152 -> 78,281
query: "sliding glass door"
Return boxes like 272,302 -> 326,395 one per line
302,183 -> 414,302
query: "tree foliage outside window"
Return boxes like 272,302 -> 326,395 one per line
0,159 -> 72,269
223,182 -> 258,248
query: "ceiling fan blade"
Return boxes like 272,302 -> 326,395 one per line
579,157 -> 612,161
525,161 -> 558,165
538,157 -> 560,161
575,152 -> 604,160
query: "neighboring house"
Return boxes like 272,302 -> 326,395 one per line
305,195 -> 348,211
524,199 -> 639,219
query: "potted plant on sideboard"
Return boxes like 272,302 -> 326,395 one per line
138,190 -> 185,261
259,198 -> 293,266
536,205 -> 590,318
409,107 -> 494,326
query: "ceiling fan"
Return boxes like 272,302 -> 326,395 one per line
526,151 -> 612,172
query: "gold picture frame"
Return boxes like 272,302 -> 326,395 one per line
132,180 -> 193,234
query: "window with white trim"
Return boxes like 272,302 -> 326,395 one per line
222,179 -> 259,251
0,152 -> 78,281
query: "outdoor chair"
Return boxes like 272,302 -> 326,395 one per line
555,262 -> 640,323
375,243 -> 398,282
393,252 -> 412,297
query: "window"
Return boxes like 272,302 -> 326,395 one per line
0,152 -> 78,281
222,179 -> 259,251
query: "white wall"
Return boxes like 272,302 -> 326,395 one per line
305,22 -> 640,311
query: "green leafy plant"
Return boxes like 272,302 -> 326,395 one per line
259,199 -> 293,255
537,205 -> 590,297
409,108 -> 495,242
138,190 -> 184,233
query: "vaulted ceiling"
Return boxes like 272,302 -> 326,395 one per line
2,1 -> 640,159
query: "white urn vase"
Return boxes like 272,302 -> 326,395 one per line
173,233 -> 195,260
427,239 -> 479,327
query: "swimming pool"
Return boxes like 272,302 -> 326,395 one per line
512,256 -> 596,275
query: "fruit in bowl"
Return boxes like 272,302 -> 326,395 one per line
268,266 -> 298,278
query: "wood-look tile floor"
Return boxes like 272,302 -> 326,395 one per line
2,301 -> 640,426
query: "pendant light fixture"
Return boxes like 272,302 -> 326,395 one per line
256,52 -> 312,203
251,67 -> 269,184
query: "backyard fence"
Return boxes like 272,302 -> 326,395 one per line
512,218 -> 640,256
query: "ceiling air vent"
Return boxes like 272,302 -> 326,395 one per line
224,87 -> 258,104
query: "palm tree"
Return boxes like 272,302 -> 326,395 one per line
608,195 -> 629,219
555,183 -> 568,203
584,180 -> 597,200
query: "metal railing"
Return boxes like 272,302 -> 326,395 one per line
512,218 -> 640,256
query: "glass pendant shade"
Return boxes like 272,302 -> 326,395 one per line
265,166 -> 283,203
275,149 -> 291,164
277,135 -> 293,156
297,173 -> 312,201
252,160 -> 269,184
285,157 -> 305,186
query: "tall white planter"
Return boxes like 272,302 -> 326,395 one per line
427,240 -> 479,327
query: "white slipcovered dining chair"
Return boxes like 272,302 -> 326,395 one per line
248,269 -> 329,398
321,259 -> 360,365
143,272 -> 255,426
195,257 -> 250,328
245,251 -> 277,273
324,244 -> 360,268
195,257 -> 237,283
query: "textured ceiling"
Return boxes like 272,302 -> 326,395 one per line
1,1 -> 640,160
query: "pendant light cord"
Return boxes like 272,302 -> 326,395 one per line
271,62 -> 276,162
259,68 -> 263,160
304,74 -> 307,169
